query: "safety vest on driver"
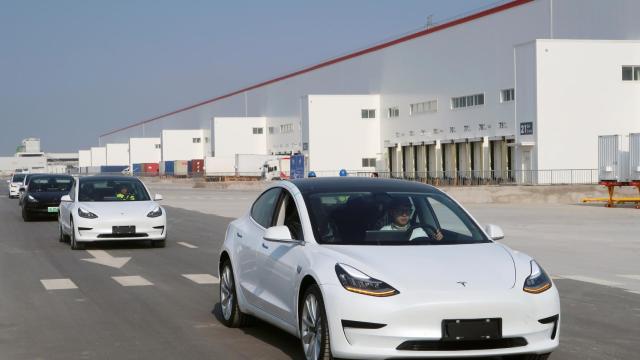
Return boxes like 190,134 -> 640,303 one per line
116,193 -> 135,201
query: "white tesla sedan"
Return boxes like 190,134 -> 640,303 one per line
58,176 -> 167,250
218,178 -> 559,360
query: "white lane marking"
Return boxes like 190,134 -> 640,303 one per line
559,275 -> 623,287
617,274 -> 640,281
550,275 -> 563,280
627,290 -> 640,295
177,242 -> 198,249
82,250 -> 131,269
112,275 -> 153,287
41,279 -> 78,290
182,274 -> 219,284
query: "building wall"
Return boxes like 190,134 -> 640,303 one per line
78,150 -> 92,168
105,143 -> 129,166
305,95 -> 380,173
212,117 -> 267,157
161,129 -> 211,161
0,156 -> 47,175
536,40 -> 640,170
129,138 -> 161,167
90,147 -> 106,167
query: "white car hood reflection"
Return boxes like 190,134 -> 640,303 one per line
78,201 -> 159,218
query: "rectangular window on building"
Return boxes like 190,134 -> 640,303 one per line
154,144 -> 161,149
622,66 -> 633,81
501,88 -> 515,102
409,100 -> 437,115
192,138 -> 201,143
451,93 -> 485,109
388,107 -> 399,118
252,127 -> 263,135
268,126 -> 275,134
280,124 -> 293,133
362,158 -> 376,167
361,109 -> 376,118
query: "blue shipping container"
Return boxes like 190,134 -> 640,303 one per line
132,163 -> 142,174
187,160 -> 193,174
100,165 -> 128,174
162,161 -> 175,175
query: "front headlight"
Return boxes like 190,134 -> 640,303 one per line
78,207 -> 98,219
523,260 -> 552,294
335,263 -> 399,297
147,206 -> 163,218
27,195 -> 38,203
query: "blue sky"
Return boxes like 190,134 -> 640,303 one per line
0,0 -> 498,154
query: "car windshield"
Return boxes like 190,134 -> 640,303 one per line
304,191 -> 489,245
78,178 -> 150,202
12,174 -> 26,182
28,177 -> 73,192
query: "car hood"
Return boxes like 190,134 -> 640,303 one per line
29,191 -> 68,203
78,201 -> 160,218
322,243 -> 516,292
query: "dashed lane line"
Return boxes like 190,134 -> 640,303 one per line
41,279 -> 78,290
617,274 -> 640,281
182,274 -> 219,284
112,275 -> 153,287
559,275 -> 623,287
177,242 -> 198,249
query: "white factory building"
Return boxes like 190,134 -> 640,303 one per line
0,138 -> 79,175
96,0 -> 640,181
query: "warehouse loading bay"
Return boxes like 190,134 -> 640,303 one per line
1,180 -> 638,360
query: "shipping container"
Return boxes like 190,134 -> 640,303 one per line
630,133 -> 640,181
235,154 -> 277,176
205,156 -> 235,176
143,163 -> 159,175
132,163 -> 142,175
86,166 -> 101,174
100,165 -> 128,174
191,159 -> 204,174
160,161 -> 175,175
598,135 -> 629,182
174,160 -> 189,176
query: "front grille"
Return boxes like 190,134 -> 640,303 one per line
396,337 -> 528,351
97,233 -> 149,238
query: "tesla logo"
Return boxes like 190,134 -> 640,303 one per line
457,281 -> 467,287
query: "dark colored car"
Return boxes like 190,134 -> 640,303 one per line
21,174 -> 74,221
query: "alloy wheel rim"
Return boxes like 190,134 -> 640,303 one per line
220,266 -> 234,320
301,294 -> 322,360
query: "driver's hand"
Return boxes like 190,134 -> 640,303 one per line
434,230 -> 444,241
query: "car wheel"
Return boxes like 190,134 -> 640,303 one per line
58,222 -> 66,242
300,284 -> 332,360
219,261 -> 249,327
152,240 -> 166,248
69,219 -> 85,250
21,207 -> 31,222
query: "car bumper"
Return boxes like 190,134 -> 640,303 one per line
9,187 -> 19,197
321,284 -> 560,359
75,216 -> 167,242
23,203 -> 61,214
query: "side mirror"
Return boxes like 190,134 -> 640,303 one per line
263,225 -> 302,244
60,195 -> 72,202
154,194 -> 163,201
484,224 -> 504,241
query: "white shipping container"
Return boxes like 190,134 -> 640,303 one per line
90,147 -> 107,167
630,133 -> 640,181
78,150 -> 92,168
205,157 -> 235,176
235,154 -> 277,176
598,135 -> 629,182
106,143 -> 129,166
174,160 -> 189,176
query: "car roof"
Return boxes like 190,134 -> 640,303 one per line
288,177 -> 441,195
78,175 -> 141,182
28,174 -> 73,179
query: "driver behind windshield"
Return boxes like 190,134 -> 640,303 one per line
116,184 -> 136,201
380,197 -> 443,241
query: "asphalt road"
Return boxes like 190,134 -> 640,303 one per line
0,195 -> 638,360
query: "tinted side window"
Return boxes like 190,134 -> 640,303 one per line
69,181 -> 76,201
251,188 -> 282,228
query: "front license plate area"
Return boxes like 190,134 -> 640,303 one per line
442,318 -> 501,341
112,226 -> 136,235
47,207 -> 59,213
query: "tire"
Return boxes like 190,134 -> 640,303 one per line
58,222 -> 65,242
219,261 -> 249,328
69,218 -> 85,250
152,240 -> 166,248
21,207 -> 31,222
299,284 -> 332,360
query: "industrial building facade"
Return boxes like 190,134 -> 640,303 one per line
95,0 -> 640,181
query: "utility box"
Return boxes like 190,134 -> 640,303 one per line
598,135 -> 629,182
630,133 -> 640,181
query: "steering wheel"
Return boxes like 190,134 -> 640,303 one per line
408,224 -> 442,241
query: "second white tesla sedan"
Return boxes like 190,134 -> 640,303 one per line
218,178 -> 559,360
58,176 -> 166,250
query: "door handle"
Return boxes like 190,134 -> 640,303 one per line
262,243 -> 269,249
236,232 -> 243,238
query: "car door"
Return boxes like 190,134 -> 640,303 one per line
255,189 -> 306,326
59,179 -> 76,232
234,187 -> 282,309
